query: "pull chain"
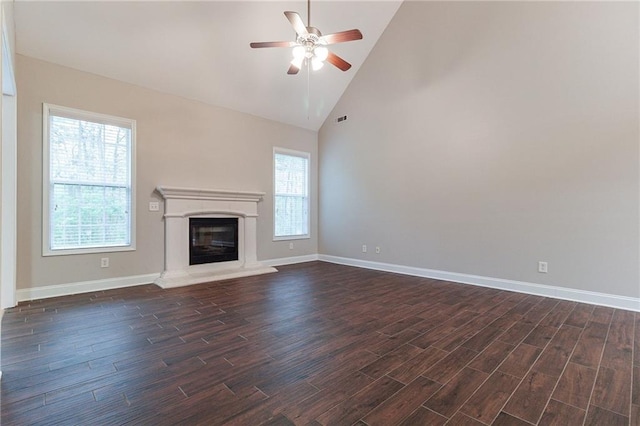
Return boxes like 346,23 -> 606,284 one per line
307,59 -> 310,121
306,0 -> 312,121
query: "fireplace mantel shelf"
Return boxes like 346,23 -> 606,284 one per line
156,186 -> 265,202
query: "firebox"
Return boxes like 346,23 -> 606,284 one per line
189,218 -> 239,265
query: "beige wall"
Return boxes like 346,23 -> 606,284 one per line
17,55 -> 317,290
319,2 -> 639,298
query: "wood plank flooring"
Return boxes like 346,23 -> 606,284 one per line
1,261 -> 638,425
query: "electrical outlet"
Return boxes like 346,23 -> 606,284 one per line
101,257 -> 109,268
538,261 -> 548,273
362,244 -> 367,253
375,246 -> 381,254
289,242 -> 294,250
149,201 -> 160,212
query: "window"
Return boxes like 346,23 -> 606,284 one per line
274,148 -> 310,240
42,104 -> 136,255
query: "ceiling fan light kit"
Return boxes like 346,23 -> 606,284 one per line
315,46 -> 329,61
250,0 -> 363,75
311,57 -> 324,71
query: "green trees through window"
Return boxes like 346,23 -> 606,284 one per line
274,148 -> 309,240
43,104 -> 135,254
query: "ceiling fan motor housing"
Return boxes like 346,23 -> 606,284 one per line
297,27 -> 326,59
298,27 -> 322,46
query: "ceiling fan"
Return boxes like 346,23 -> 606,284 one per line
250,0 -> 363,75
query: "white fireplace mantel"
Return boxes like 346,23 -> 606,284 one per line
156,187 -> 266,203
154,186 -> 277,288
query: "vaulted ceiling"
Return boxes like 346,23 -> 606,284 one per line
14,1 -> 403,130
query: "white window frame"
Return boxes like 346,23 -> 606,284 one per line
42,103 -> 136,256
273,147 -> 310,241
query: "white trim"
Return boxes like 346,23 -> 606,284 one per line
273,234 -> 310,242
2,14 -> 15,96
273,147 -> 311,241
43,104 -> 135,129
262,254 -> 319,267
41,245 -> 136,257
156,186 -> 265,202
1,8 -> 17,309
319,255 -> 640,312
16,273 -> 160,302
11,256 -> 639,311
42,103 -> 137,257
164,210 -> 257,219
1,93 -> 16,307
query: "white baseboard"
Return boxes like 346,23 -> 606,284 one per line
262,254 -> 319,267
16,273 -> 161,302
319,255 -> 640,312
12,255 -> 640,312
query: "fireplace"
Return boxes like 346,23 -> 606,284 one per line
189,218 -> 238,265
154,186 -> 277,288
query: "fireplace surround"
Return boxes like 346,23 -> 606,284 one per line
154,186 -> 277,288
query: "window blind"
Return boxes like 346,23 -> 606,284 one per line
274,151 -> 309,238
47,108 -> 133,251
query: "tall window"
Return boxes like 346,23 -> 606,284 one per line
42,104 -> 136,255
274,148 -> 310,240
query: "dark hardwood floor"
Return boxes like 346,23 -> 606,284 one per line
1,261 -> 638,425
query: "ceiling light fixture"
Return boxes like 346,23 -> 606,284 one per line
311,56 -> 324,71
292,44 -> 329,71
250,0 -> 363,75
314,45 -> 328,62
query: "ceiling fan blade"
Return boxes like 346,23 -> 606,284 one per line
284,11 -> 308,36
326,51 -> 352,71
287,63 -> 301,75
320,29 -> 363,45
250,41 -> 296,48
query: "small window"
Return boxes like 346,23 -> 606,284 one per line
274,148 -> 310,240
42,103 -> 136,255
